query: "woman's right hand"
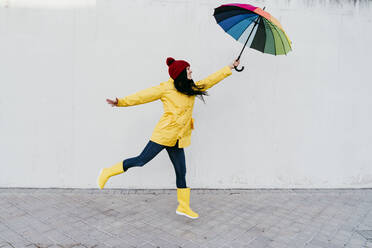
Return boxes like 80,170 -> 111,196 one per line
106,97 -> 118,107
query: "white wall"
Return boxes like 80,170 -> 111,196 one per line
1,0 -> 372,189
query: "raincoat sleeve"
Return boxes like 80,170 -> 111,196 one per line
117,82 -> 165,107
194,66 -> 232,91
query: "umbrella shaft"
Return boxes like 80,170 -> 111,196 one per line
237,15 -> 261,60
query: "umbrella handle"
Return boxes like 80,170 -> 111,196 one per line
234,65 -> 244,72
234,56 -> 244,72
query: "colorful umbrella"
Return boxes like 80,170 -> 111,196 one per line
214,3 -> 292,71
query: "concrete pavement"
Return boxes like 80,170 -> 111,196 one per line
0,188 -> 371,248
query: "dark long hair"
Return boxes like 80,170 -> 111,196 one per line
173,69 -> 208,103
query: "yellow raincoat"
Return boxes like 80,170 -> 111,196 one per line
117,66 -> 232,148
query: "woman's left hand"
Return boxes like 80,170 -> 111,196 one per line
229,59 -> 240,69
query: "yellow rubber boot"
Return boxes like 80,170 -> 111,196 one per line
97,162 -> 124,189
176,188 -> 199,219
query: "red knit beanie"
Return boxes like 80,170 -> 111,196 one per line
166,57 -> 190,80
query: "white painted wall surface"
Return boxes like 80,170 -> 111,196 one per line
1,0 -> 372,189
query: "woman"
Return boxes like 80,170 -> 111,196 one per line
98,57 -> 240,219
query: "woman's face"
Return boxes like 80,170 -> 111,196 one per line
186,66 -> 192,80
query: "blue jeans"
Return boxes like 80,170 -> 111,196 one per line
123,140 -> 187,188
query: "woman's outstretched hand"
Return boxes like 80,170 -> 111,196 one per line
229,59 -> 240,70
106,97 -> 118,107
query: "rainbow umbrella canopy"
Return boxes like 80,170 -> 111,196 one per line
214,3 -> 292,71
